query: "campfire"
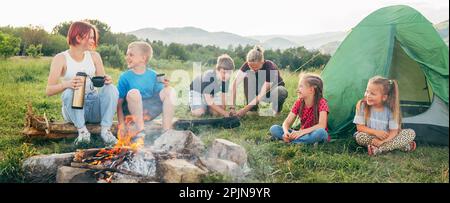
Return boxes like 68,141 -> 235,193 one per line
71,115 -> 155,183
22,104 -> 249,183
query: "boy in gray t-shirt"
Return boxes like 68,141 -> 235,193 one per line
189,54 -> 235,117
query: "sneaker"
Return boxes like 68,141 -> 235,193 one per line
74,129 -> 91,145
400,141 -> 417,152
101,129 -> 118,147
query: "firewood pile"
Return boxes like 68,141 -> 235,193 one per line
69,147 -> 198,183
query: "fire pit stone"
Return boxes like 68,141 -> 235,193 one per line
22,152 -> 75,183
207,139 -> 248,167
151,130 -> 205,157
160,159 -> 208,183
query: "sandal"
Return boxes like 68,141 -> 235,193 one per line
407,141 -> 417,152
410,141 -> 417,152
368,145 -> 382,156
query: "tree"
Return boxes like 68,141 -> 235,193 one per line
52,19 -> 111,38
163,43 -> 188,61
25,44 -> 43,58
149,40 -> 165,59
0,31 -> 21,58
102,32 -> 138,52
41,34 -> 68,56
97,44 -> 126,68
52,22 -> 71,36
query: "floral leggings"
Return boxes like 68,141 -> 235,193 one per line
354,129 -> 416,152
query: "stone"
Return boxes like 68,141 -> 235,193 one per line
22,152 -> 75,183
200,157 -> 242,179
56,166 -> 96,183
159,159 -> 207,183
110,173 -> 143,183
207,139 -> 247,166
152,130 -> 205,157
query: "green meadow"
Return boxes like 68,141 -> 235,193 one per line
0,57 -> 448,183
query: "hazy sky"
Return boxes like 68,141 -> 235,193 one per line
0,0 -> 448,36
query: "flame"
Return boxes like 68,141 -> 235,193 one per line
87,115 -> 144,172
114,115 -> 145,151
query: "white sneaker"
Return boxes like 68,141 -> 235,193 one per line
101,129 -> 118,147
74,128 -> 91,145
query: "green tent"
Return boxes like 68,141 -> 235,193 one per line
321,5 -> 449,145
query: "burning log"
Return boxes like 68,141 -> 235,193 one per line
71,147 -> 157,182
74,148 -> 104,162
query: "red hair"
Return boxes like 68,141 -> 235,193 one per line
67,21 -> 98,48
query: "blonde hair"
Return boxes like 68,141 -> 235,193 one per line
246,45 -> 264,62
357,75 -> 402,128
216,54 -> 235,70
128,41 -> 153,62
297,73 -> 324,125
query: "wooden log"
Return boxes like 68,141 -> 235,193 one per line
22,102 -> 163,139
73,148 -> 104,162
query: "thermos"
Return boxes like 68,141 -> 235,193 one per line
72,72 -> 87,109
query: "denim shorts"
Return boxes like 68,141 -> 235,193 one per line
122,94 -> 163,119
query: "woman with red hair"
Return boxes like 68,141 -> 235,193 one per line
46,21 -> 119,147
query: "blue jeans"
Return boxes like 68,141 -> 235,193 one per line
269,125 -> 328,144
62,84 -> 119,129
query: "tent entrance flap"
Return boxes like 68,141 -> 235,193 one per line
389,40 -> 432,117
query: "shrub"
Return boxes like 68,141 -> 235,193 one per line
0,31 -> 21,58
97,44 -> 126,68
25,44 -> 43,58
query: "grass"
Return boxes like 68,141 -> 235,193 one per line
0,57 -> 448,183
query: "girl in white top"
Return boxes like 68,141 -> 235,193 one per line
353,76 -> 416,156
46,21 -> 119,146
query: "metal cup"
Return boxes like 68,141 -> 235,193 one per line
91,76 -> 105,87
157,73 -> 166,83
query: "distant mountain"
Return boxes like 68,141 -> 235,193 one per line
261,37 -> 298,50
128,27 -> 258,49
434,20 -> 449,45
128,26 -> 346,50
318,41 -> 341,55
128,20 -> 448,53
249,31 -> 349,50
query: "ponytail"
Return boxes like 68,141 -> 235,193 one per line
388,79 -> 401,128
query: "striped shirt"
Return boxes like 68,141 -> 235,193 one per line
353,103 -> 399,131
